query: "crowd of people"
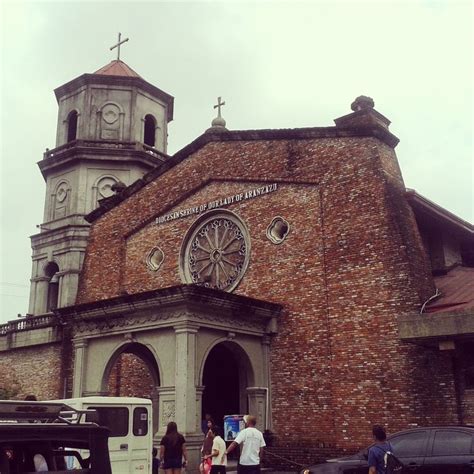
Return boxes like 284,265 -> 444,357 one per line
153,415 -> 266,474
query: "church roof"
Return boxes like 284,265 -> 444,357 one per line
93,60 -> 142,78
406,189 -> 473,238
85,125 -> 400,223
425,266 -> 474,314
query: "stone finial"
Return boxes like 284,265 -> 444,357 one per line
211,115 -> 227,128
351,95 -> 375,112
206,96 -> 228,132
334,94 -> 394,139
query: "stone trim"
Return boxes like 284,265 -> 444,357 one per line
86,126 -> 399,223
39,140 -> 167,179
54,73 -> 174,122
57,284 -> 281,320
399,309 -> 474,344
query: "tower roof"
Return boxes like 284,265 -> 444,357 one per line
93,60 -> 141,78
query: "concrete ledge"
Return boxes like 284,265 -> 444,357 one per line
0,315 -> 62,351
398,309 -> 474,344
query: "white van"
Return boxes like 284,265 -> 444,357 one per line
56,396 -> 153,474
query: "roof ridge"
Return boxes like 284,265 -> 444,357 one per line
93,60 -> 141,78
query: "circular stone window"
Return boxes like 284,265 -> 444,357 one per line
180,210 -> 251,292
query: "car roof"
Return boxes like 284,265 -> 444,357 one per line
0,424 -> 110,444
390,426 -> 474,436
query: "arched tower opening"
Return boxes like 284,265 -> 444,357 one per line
44,262 -> 60,312
144,114 -> 156,147
66,111 -> 78,142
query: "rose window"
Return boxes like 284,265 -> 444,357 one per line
180,211 -> 250,292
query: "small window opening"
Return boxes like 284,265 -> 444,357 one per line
144,114 -> 156,147
67,111 -> 78,142
45,262 -> 60,311
266,216 -> 290,244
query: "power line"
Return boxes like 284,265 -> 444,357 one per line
0,294 -> 29,298
0,282 -> 29,288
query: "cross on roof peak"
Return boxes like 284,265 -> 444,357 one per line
214,97 -> 225,118
110,32 -> 129,61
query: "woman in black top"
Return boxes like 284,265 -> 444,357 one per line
160,421 -> 188,474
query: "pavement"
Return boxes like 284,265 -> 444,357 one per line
225,459 -> 298,474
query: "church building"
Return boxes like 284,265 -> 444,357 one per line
0,53 -> 473,469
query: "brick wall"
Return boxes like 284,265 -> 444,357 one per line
73,134 -> 454,454
107,352 -> 154,398
0,344 -> 63,400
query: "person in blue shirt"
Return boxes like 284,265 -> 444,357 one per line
368,425 -> 392,474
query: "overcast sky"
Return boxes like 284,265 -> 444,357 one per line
0,0 -> 472,324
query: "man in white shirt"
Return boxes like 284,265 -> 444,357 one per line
204,426 -> 227,474
225,415 -> 266,474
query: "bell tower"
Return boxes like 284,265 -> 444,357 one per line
28,54 -> 174,315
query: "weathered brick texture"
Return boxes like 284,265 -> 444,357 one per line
108,353 -> 154,398
72,132 -> 453,456
0,344 -> 63,400
0,122 -> 459,464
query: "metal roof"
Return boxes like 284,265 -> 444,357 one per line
426,266 -> 474,314
93,60 -> 141,78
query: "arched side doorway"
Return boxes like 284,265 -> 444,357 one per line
102,342 -> 161,434
201,341 -> 255,430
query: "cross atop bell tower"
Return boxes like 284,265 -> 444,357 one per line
109,32 -> 129,60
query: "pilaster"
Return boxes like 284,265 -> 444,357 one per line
262,335 -> 272,429
247,387 -> 268,431
174,322 -> 199,435
72,339 -> 88,397
156,386 -> 176,437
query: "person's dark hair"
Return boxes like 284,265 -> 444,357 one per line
209,425 -> 221,437
165,421 -> 179,446
372,425 -> 387,441
152,447 -> 158,457
24,394 -> 37,401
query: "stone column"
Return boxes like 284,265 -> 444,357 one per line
30,276 -> 49,315
174,322 -> 198,433
195,386 -> 205,434
72,339 -> 88,397
246,387 -> 268,431
262,335 -> 272,429
59,270 -> 80,308
174,323 -> 202,474
150,385 -> 160,437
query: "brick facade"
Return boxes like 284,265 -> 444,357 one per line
1,98 -> 469,467
71,124 -> 456,454
0,343 -> 63,400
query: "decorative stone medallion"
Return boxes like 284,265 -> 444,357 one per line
97,176 -> 118,199
146,247 -> 165,272
102,103 -> 120,124
266,216 -> 290,244
56,182 -> 69,203
180,210 -> 251,292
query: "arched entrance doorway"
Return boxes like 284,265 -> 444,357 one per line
201,341 -> 254,429
102,342 -> 161,434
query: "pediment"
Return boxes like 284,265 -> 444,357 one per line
57,284 -> 281,338
121,178 -> 318,299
